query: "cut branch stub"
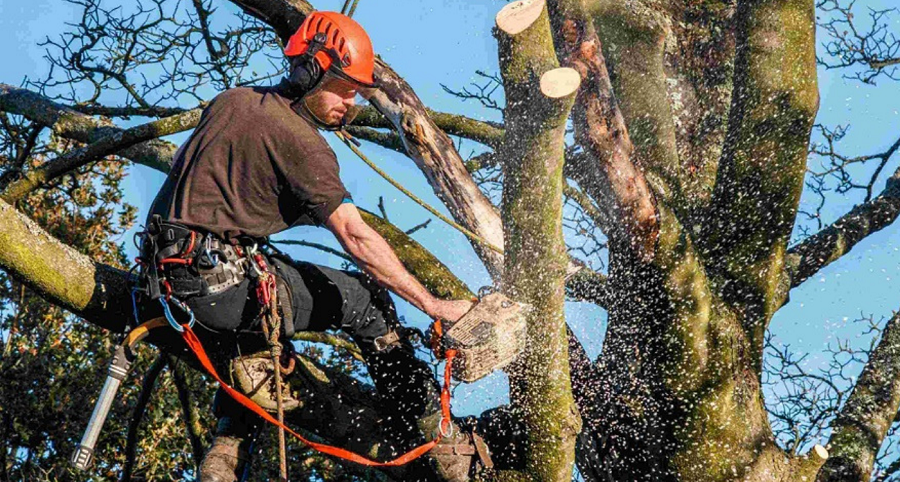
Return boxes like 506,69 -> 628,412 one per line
540,67 -> 581,99
496,0 -> 547,35
495,0 -> 582,479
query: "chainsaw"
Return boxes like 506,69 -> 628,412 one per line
432,291 -> 532,383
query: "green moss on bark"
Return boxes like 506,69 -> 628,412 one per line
495,3 -> 581,480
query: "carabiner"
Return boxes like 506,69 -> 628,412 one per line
204,237 -> 219,267
158,297 -> 196,332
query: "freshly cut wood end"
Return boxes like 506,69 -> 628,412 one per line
496,0 -> 546,36
540,68 -> 581,98
813,444 -> 829,460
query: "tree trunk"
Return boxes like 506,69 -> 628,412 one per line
495,1 -> 582,480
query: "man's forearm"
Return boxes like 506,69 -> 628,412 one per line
336,220 -> 437,314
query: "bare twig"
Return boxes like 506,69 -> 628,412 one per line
817,0 -> 900,84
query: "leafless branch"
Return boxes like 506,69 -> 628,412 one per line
817,0 -> 900,84
440,70 -> 505,113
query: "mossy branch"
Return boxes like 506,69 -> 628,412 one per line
0,109 -> 201,202
495,1 -> 582,480
0,84 -> 185,172
817,310 -> 900,481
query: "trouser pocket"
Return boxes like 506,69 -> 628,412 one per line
185,278 -> 256,332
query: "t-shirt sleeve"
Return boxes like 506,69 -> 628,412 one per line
270,130 -> 352,226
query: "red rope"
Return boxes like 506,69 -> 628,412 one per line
180,324 -> 456,466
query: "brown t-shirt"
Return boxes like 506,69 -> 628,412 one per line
149,86 -> 351,241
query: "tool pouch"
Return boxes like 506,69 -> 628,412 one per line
439,292 -> 531,383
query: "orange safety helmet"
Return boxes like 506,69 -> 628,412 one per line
284,11 -> 377,88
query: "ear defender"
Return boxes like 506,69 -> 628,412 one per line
287,58 -> 322,95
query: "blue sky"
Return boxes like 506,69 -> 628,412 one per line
0,0 -> 898,425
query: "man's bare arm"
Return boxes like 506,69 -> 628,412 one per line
326,203 -> 472,321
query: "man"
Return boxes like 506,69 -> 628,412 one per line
142,11 -> 488,482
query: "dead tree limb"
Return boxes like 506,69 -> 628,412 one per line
546,0 -> 659,261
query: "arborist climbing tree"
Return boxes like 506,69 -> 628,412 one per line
1,0 -> 900,481
128,11 -> 497,482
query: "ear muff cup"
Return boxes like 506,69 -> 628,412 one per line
287,59 -> 322,96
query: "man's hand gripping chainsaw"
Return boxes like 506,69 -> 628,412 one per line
430,291 -> 532,383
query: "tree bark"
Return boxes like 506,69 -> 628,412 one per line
495,1 -> 581,480
702,0 -> 819,344
818,310 -> 900,482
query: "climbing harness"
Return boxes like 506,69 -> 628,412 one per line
75,219 -> 465,472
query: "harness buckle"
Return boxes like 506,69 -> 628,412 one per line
373,330 -> 401,352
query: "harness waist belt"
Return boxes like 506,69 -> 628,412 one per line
138,217 -> 255,298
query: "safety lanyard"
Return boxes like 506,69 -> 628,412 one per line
179,323 -> 458,467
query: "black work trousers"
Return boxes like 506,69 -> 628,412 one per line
186,253 -> 441,452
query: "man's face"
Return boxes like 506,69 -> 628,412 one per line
303,76 -> 359,127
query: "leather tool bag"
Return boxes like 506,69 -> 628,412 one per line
440,292 -> 531,383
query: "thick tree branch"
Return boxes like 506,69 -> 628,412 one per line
369,62 -> 506,279
703,0 -> 819,323
788,166 -> 900,290
546,0 -> 658,261
496,0 -> 582,479
564,266 -> 610,307
0,84 -> 187,172
817,310 -> 900,482
72,104 -> 191,118
0,109 -> 201,201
